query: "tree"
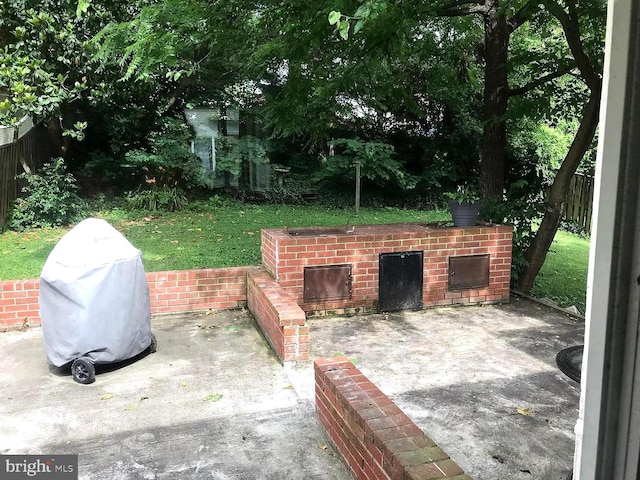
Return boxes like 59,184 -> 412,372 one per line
92,0 -> 260,114
253,1 -> 484,195
94,0 -> 484,194
0,0 -> 139,160
517,0 -> 604,292
330,0 -> 605,291
0,2 -> 88,127
330,1 -> 542,199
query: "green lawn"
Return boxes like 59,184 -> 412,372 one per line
0,200 -> 449,280
0,199 -> 590,313
531,230 -> 590,314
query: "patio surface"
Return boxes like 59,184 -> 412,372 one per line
0,294 -> 582,480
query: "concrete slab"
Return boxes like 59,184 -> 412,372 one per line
0,311 -> 348,480
298,294 -> 583,480
1,295 -> 582,480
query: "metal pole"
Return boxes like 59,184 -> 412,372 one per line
355,160 -> 361,215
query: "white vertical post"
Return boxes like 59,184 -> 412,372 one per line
576,0 -> 640,478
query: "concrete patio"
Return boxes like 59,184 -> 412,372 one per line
0,294 -> 582,480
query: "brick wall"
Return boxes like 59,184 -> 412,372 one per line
262,223 -> 512,312
147,267 -> 248,315
0,279 -> 39,329
246,269 -> 308,363
0,267 -> 250,330
315,357 -> 471,480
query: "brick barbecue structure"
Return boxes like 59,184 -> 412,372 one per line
1,222 -> 512,366
261,222 -> 512,314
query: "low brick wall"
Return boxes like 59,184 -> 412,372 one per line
246,269 -> 308,363
0,267 -> 250,329
0,279 -> 39,329
147,267 -> 248,315
315,357 -> 471,480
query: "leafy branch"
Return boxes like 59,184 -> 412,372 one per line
509,63 -> 576,97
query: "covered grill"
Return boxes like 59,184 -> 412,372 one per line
39,218 -> 156,384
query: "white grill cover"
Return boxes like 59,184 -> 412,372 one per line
39,218 -> 152,367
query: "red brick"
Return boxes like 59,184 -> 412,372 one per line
358,407 -> 385,420
366,416 -> 397,433
366,437 -> 384,466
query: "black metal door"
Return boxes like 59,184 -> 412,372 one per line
378,251 -> 424,312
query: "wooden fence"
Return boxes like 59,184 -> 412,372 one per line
0,125 -> 52,227
563,173 -> 595,234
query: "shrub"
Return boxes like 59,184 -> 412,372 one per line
216,135 -> 269,179
82,118 -> 215,194
321,138 -> 417,190
481,179 -> 544,284
126,185 -> 188,212
124,120 -> 214,191
7,158 -> 87,231
81,151 -> 138,193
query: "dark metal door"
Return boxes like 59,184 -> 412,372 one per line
304,265 -> 352,303
448,254 -> 490,290
378,251 -> 424,312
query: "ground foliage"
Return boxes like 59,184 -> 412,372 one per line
7,158 -> 87,230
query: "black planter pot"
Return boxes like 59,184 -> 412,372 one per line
448,200 -> 480,227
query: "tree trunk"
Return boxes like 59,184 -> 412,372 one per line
480,8 -> 510,200
517,86 -> 602,293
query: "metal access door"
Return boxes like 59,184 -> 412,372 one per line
378,251 -> 424,312
448,254 -> 490,290
303,265 -> 352,303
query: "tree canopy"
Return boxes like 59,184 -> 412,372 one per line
327,0 -> 605,288
1,0 -> 606,291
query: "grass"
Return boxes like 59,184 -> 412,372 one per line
0,199 -> 449,280
531,230 -> 590,314
0,198 -> 590,313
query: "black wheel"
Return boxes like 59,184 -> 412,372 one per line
556,345 -> 583,383
71,358 -> 95,384
149,333 -> 157,353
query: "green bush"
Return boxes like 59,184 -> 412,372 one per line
81,151 -> 138,193
216,136 -> 269,179
83,117 -> 215,193
126,185 -> 188,212
481,179 -> 544,284
321,138 -> 417,190
7,158 -> 87,231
